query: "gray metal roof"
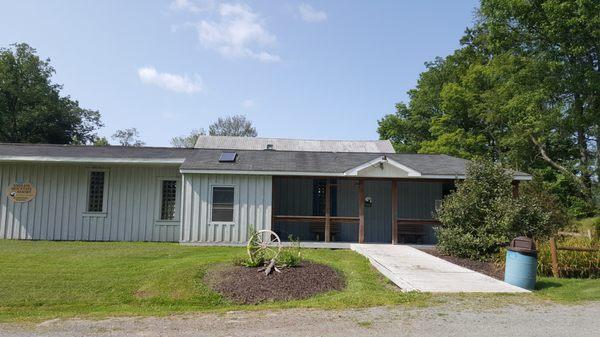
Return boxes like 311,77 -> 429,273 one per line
0,143 -> 531,179
194,136 -> 395,153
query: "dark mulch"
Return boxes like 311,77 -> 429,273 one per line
205,261 -> 345,304
418,247 -> 504,280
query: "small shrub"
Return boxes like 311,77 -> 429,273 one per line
233,254 -> 265,268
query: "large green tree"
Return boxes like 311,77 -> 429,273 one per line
378,0 -> 599,215
0,43 -> 102,144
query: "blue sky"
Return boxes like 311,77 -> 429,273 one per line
0,0 -> 479,146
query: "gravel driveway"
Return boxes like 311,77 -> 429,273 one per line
2,299 -> 598,337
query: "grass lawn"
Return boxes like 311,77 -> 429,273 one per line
0,240 -> 426,322
535,277 -> 600,302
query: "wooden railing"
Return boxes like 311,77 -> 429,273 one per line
549,232 -> 599,277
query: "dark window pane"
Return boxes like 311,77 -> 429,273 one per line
212,208 -> 234,222
160,180 -> 177,220
213,187 -> 234,204
218,152 -> 237,162
212,187 -> 234,222
87,171 -> 105,212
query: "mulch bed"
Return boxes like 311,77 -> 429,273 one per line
418,247 -> 504,280
205,261 -> 345,304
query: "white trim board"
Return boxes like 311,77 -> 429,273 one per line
343,155 -> 421,177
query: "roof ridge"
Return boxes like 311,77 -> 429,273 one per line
195,135 -> 392,143
0,143 -> 193,151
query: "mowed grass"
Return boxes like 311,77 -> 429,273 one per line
535,277 -> 600,303
0,240 -> 425,322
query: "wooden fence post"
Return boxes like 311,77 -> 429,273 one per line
549,237 -> 559,278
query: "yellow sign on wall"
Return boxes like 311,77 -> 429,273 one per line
8,183 -> 36,202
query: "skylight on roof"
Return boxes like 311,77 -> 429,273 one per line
219,152 -> 237,162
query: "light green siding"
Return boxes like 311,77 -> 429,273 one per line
0,163 -> 181,242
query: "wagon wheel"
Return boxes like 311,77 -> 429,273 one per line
247,230 -> 282,264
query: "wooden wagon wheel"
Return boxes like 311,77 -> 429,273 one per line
247,230 -> 282,264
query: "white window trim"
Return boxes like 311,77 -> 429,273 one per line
209,184 -> 236,225
83,168 -> 109,217
155,176 -> 181,224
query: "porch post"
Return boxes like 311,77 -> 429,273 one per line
391,180 -> 398,244
325,179 -> 331,242
358,179 -> 365,243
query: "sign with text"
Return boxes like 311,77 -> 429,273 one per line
7,182 -> 36,202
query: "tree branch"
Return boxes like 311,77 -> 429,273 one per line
530,135 -> 588,192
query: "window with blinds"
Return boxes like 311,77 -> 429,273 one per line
212,186 -> 234,222
160,180 -> 177,220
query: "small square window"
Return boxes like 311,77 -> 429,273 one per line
160,180 -> 177,220
87,171 -> 105,212
212,186 -> 234,222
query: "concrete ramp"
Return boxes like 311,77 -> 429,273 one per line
351,244 -> 529,293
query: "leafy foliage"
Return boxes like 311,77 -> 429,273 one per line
111,127 -> 145,147
437,159 -> 554,260
208,114 -> 257,137
537,237 -> 599,278
0,43 -> 102,144
170,128 -> 206,148
378,0 -> 600,216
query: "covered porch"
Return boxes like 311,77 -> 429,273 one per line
271,176 -> 454,244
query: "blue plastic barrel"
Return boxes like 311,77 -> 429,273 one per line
504,249 -> 537,290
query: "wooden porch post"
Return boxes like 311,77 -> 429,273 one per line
358,179 -> 365,243
391,180 -> 398,244
325,179 -> 331,242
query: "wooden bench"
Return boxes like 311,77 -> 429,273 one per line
310,222 -> 341,241
396,219 -> 440,244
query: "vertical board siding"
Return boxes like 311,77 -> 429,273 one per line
181,174 -> 272,243
0,163 -> 181,242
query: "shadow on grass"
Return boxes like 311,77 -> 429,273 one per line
535,280 -> 563,291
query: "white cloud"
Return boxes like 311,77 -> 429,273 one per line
170,0 -> 214,13
298,3 -> 327,23
242,99 -> 255,108
137,67 -> 202,94
196,3 -> 280,62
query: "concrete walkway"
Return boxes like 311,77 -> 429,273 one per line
351,244 -> 529,293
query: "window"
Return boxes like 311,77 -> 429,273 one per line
87,171 -> 105,212
218,152 -> 237,162
212,186 -> 234,222
160,180 -> 177,220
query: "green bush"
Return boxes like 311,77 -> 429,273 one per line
437,159 -> 555,260
537,237 -> 599,278
594,218 -> 600,238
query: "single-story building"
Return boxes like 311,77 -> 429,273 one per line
0,136 -> 531,244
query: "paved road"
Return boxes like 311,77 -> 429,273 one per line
2,300 -> 598,337
351,244 -> 527,292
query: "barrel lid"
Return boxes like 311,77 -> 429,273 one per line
508,236 -> 537,254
